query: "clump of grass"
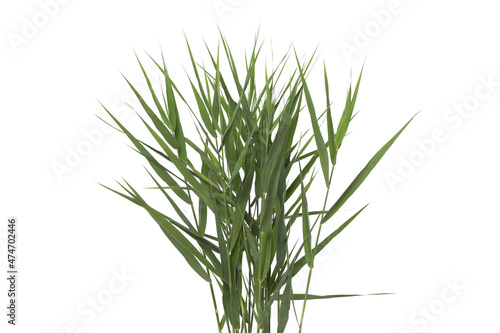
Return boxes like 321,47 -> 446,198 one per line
100,32 -> 415,332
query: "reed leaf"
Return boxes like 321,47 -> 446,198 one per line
101,34 -> 415,333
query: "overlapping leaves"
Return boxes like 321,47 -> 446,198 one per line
101,33 -> 415,333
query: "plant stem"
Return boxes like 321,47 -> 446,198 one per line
298,266 -> 313,332
257,279 -> 262,333
208,274 -> 223,333
298,169 -> 334,332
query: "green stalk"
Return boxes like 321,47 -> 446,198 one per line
209,274 -> 223,333
299,169 -> 334,332
257,279 -> 262,333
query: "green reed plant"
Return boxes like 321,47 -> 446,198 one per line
100,33 -> 415,333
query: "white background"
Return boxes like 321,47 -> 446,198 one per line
1,0 -> 499,332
